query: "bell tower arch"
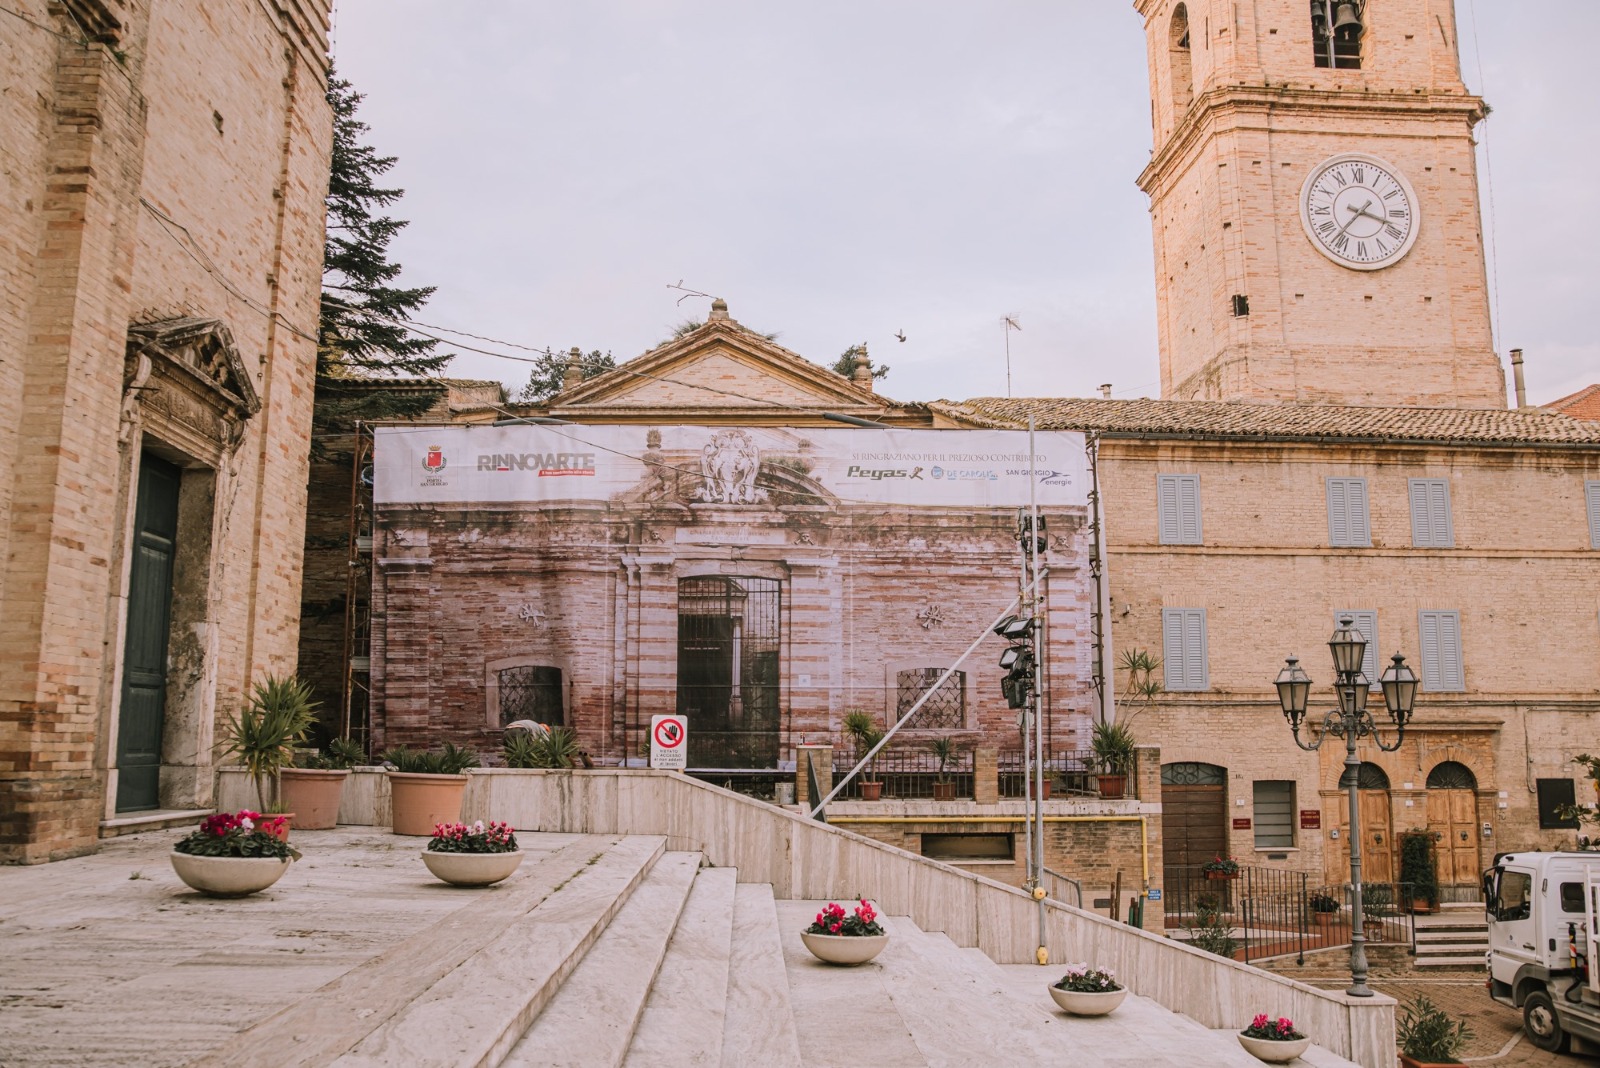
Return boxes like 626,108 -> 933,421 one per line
1132,0 -> 1506,408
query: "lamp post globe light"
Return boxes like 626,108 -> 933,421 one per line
1273,616 -> 1418,998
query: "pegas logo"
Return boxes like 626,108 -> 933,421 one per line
422,444 -> 447,473
846,464 -> 925,481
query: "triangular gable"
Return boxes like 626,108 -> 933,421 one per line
126,316 -> 261,417
550,312 -> 894,418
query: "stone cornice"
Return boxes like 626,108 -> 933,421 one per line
1139,84 -> 1487,196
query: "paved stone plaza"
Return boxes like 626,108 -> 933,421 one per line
1,827 -> 1367,1067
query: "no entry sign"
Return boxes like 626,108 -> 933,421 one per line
650,715 -> 687,770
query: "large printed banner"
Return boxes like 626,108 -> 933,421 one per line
373,424 -> 1089,509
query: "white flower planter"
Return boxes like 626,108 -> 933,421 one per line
169,851 -> 293,897
420,849 -> 524,887
1047,985 -> 1127,1016
1238,1032 -> 1311,1063
800,931 -> 889,965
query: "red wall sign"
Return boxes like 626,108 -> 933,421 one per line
1232,818 -> 1252,830
1300,810 -> 1322,829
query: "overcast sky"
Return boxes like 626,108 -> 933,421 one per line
332,2 -> 1597,408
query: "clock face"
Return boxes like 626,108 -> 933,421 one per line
1299,153 -> 1420,270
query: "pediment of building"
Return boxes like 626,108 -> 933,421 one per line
126,317 -> 261,418
549,311 -> 892,420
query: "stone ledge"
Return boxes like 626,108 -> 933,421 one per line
98,808 -> 210,837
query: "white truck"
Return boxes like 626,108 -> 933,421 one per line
1484,851 -> 1600,1054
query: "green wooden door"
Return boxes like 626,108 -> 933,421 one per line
116,455 -> 181,812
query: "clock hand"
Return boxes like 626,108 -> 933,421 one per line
1345,204 -> 1389,226
1334,199 -> 1375,236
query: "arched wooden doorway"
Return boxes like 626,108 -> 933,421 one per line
1426,761 -> 1481,887
1332,762 -> 1394,885
1161,762 -> 1227,890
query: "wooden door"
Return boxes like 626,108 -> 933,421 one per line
1161,762 -> 1227,890
1427,789 -> 1480,886
1330,789 -> 1395,885
116,455 -> 181,812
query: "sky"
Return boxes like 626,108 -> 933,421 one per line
332,2 -> 1598,408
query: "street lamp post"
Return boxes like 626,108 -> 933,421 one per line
1273,616 -> 1419,998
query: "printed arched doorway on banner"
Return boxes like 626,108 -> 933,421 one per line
1426,760 -> 1481,886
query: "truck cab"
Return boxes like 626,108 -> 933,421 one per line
1484,851 -> 1600,1054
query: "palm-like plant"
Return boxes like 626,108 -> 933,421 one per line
929,736 -> 956,784
843,710 -> 886,784
502,727 -> 581,769
223,675 -> 317,810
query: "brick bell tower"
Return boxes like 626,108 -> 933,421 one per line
1134,0 -> 1507,408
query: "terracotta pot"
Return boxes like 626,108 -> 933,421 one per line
170,851 -> 293,897
1313,912 -> 1335,930
800,931 -> 889,965
279,768 -> 348,829
1047,986 -> 1127,1016
1237,1033 -> 1311,1063
932,781 -> 957,802
1027,779 -> 1052,800
263,813 -> 294,842
421,849 -> 524,887
860,781 -> 883,801
387,771 -> 468,836
1096,774 -> 1126,798
1205,871 -> 1240,881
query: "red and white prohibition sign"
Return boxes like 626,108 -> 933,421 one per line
650,715 -> 687,770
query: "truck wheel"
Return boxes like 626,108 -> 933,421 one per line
1524,990 -> 1570,1053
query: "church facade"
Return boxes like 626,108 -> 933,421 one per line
0,0 -> 332,862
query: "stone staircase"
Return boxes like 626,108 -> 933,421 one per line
1412,901 -> 1489,970
240,831 -> 1359,1068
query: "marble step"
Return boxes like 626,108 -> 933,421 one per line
1416,955 -> 1487,970
625,866 -> 739,1067
330,834 -> 668,1068
718,883 -> 803,1068
507,850 -> 702,1067
189,832 -> 626,1068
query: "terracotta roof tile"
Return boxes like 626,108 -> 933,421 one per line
1547,384 -> 1600,422
933,397 -> 1600,446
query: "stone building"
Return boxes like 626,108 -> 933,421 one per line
0,0 -> 333,862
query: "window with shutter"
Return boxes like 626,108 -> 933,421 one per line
1326,478 -> 1370,547
1409,479 -> 1454,547
1418,610 -> 1465,692
1162,607 -> 1209,691
1334,609 -> 1380,688
1157,474 -> 1202,545
1253,781 -> 1295,847
1587,481 -> 1600,549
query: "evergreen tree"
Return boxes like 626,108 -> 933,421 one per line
519,349 -> 616,403
833,343 -> 889,382
315,72 -> 452,435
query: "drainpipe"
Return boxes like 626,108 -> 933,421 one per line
1509,349 -> 1527,408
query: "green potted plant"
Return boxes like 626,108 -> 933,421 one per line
502,726 -> 581,769
1090,719 -> 1136,798
1237,1013 -> 1310,1063
1047,963 -> 1126,1017
929,736 -> 958,801
843,710 -> 886,801
221,675 -> 316,829
1396,995 -> 1473,1067
1202,854 -> 1241,880
279,736 -> 365,830
421,819 -> 523,887
1399,830 -> 1441,913
800,899 -> 888,965
169,810 -> 299,897
381,742 -> 480,836
1363,884 -> 1394,942
1308,891 -> 1340,930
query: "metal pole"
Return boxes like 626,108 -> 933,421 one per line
1029,417 -> 1047,962
1343,700 -> 1373,997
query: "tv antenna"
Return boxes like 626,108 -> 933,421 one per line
1002,315 -> 1022,398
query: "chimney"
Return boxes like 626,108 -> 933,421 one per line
561,347 -> 584,392
708,298 -> 730,322
1099,383 -> 1113,399
851,343 -> 875,393
1510,348 -> 1527,408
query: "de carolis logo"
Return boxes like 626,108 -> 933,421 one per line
422,444 -> 446,474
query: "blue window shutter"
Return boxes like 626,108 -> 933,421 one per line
1336,609 -> 1379,686
1419,610 -> 1465,692
1163,609 -> 1186,690
1327,479 -> 1348,545
1410,479 -> 1453,547
1587,481 -> 1600,549
1158,475 -> 1202,544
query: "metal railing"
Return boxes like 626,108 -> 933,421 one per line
1040,865 -> 1084,909
1163,864 -> 1418,965
998,748 -> 1138,799
830,747 -> 974,800
686,769 -> 790,803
